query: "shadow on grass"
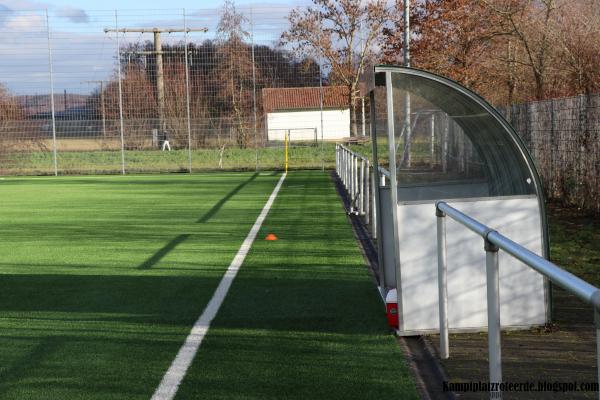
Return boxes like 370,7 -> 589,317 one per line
137,172 -> 259,270
196,173 -> 258,223
138,234 -> 191,270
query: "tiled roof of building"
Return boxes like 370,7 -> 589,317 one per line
262,86 -> 350,113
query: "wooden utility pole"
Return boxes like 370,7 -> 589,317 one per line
103,27 -> 207,133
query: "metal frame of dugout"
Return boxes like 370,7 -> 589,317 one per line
362,65 -> 550,335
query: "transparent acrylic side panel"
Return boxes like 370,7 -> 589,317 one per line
371,80 -> 390,176
391,72 -> 537,201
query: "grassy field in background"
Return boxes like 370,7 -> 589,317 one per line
1,143 -> 341,175
0,171 -> 417,399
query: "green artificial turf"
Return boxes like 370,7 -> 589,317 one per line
175,171 -> 418,400
0,172 -> 281,399
0,170 -> 417,399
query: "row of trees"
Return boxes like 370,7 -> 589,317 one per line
283,0 -> 600,109
384,0 -> 600,104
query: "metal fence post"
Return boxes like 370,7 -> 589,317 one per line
115,10 -> 126,175
45,10 -> 58,176
485,237 -> 502,399
183,8 -> 193,174
436,206 -> 449,359
250,8 -> 259,171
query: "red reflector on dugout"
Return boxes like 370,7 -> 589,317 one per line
385,289 -> 398,328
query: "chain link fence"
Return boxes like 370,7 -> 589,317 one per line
503,95 -> 600,214
0,5 -> 369,175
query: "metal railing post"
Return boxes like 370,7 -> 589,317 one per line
341,147 -> 345,186
436,207 -> 449,359
595,310 -> 600,400
365,160 -> 370,225
371,168 -> 377,238
345,150 -> 349,193
339,147 -> 342,183
360,158 -> 365,215
339,145 -> 342,176
350,154 -> 356,213
335,144 -> 338,174
485,237 -> 502,399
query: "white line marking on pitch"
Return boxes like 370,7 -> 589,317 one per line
151,172 -> 287,400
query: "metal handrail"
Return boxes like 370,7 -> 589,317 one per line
378,166 -> 391,178
436,200 -> 600,400
437,201 -> 600,309
335,144 -> 392,242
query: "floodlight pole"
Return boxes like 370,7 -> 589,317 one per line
103,26 -> 208,136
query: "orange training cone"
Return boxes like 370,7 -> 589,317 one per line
265,233 -> 278,241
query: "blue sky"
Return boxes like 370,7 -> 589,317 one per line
2,0 -> 303,10
0,0 -> 309,94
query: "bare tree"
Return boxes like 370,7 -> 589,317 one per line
282,0 -> 389,136
481,0 -> 560,100
216,0 -> 255,148
552,0 -> 600,95
384,1 -> 509,101
0,84 -> 28,167
0,84 -> 24,137
0,85 -> 23,122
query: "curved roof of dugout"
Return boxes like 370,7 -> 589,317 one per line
363,65 -> 544,199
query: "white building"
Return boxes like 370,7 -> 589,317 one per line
262,86 -> 350,141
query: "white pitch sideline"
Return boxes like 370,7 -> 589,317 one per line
150,172 -> 287,400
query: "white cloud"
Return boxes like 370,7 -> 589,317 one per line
5,13 -> 45,31
56,6 -> 89,23
0,0 -> 48,11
